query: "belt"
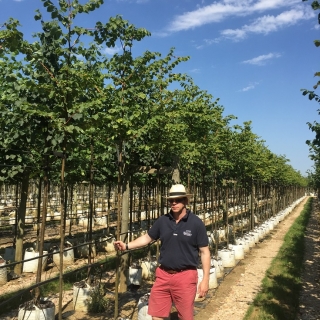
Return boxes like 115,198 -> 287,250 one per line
159,265 -> 197,274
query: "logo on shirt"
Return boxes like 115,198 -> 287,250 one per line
183,230 -> 192,237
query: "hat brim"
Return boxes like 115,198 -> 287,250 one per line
163,194 -> 193,199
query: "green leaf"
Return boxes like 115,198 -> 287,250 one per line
137,92 -> 146,99
71,113 -> 83,120
34,10 -> 42,21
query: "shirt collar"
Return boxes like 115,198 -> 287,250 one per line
168,208 -> 190,221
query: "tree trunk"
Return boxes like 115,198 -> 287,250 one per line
223,187 -> 229,246
119,179 -> 129,293
35,177 -> 42,251
69,185 -> 73,236
172,155 -> 180,183
34,173 -> 48,302
87,143 -> 94,277
14,170 -> 29,275
114,145 -> 123,319
272,186 -> 275,215
58,153 -> 66,320
249,182 -> 255,230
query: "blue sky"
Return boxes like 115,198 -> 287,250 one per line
1,0 -> 319,175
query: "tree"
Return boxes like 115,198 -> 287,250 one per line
302,0 -> 320,190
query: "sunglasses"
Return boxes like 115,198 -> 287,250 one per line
168,198 -> 184,204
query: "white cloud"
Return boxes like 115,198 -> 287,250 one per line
189,68 -> 201,73
116,0 -> 149,3
221,7 -> 314,40
168,3 -> 238,32
167,0 -> 303,32
152,31 -> 170,38
195,38 -> 220,49
242,53 -> 281,66
241,85 -> 255,91
204,38 -> 220,45
239,81 -> 260,92
103,46 -> 122,56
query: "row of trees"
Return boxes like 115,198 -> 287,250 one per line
0,0 -> 308,318
0,0 -> 307,191
302,0 -> 320,194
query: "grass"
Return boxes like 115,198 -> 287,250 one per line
243,198 -> 313,320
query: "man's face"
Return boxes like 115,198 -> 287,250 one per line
169,197 -> 187,213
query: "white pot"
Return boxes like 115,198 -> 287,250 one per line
244,235 -> 256,248
248,232 -> 259,244
128,266 -> 142,286
78,217 -> 94,228
97,236 -> 112,253
95,216 -> 107,226
76,242 -> 96,259
211,258 -> 224,278
228,244 -> 245,260
23,248 -> 48,273
141,259 -> 157,280
217,249 -> 236,268
140,211 -> 147,220
197,267 -> 218,289
138,294 -> 152,320
235,238 -> 250,253
18,300 -> 55,320
267,219 -> 275,230
218,229 -> 226,241
0,256 -> 7,285
52,244 -> 74,266
73,282 -> 97,312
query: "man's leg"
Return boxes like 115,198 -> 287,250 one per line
170,269 -> 197,320
148,268 -> 172,318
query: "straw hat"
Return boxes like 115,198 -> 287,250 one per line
165,184 -> 192,199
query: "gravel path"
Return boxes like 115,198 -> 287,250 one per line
195,197 -> 320,320
297,199 -> 320,320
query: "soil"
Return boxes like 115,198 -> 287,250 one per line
1,196 -> 319,320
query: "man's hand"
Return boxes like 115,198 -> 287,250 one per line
114,241 -> 126,251
197,279 -> 209,298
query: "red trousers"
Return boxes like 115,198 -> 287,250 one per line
148,267 -> 198,320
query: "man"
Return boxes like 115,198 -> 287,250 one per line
114,184 -> 210,320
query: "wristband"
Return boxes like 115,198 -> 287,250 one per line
126,243 -> 129,250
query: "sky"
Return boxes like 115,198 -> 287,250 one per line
0,0 -> 319,176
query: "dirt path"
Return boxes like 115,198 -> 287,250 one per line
194,197 -> 313,320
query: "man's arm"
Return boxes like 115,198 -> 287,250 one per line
114,233 -> 153,251
198,245 -> 210,297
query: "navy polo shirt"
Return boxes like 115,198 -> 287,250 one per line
148,209 -> 208,270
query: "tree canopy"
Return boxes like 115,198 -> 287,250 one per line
0,0 -> 307,189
